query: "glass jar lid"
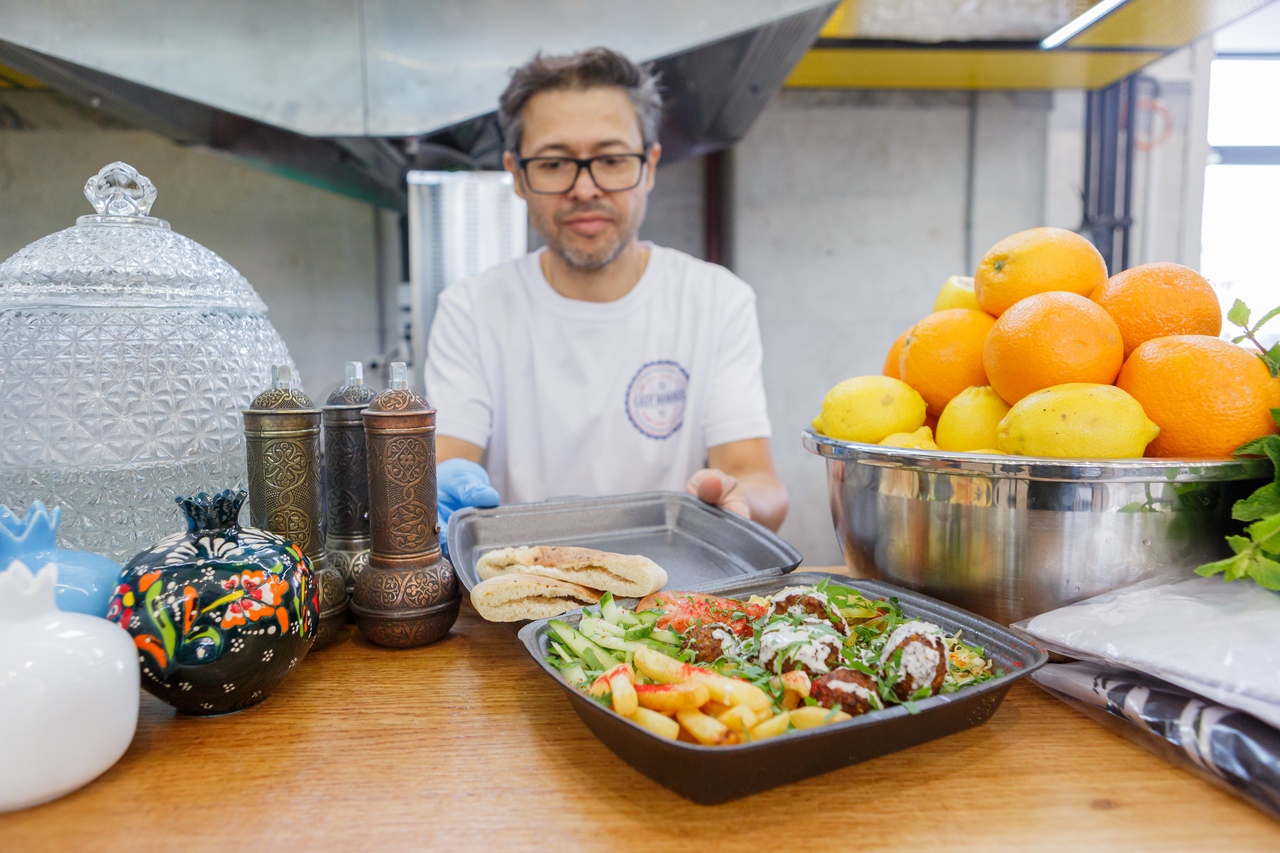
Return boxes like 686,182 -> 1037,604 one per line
0,161 -> 268,312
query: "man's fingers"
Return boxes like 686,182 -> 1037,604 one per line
460,483 -> 501,508
695,472 -> 723,505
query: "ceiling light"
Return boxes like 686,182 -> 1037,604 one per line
1040,0 -> 1130,49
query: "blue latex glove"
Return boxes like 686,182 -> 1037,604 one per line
437,458 -> 500,558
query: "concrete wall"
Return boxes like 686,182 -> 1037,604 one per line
733,89 -> 1054,566
0,91 -> 381,400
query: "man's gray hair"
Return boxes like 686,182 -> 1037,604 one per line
498,47 -> 663,154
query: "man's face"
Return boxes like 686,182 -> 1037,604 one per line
504,86 -> 660,271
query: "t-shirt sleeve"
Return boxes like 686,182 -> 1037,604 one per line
703,279 -> 772,447
423,286 -> 493,449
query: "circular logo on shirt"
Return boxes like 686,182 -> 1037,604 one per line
626,360 -> 689,440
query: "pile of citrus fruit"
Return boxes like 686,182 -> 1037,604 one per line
812,226 -> 1280,460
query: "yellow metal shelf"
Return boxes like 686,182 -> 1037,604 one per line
786,0 -> 1278,91
788,47 -> 1164,91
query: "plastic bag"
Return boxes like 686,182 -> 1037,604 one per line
1013,575 -> 1280,729
1034,662 -> 1280,821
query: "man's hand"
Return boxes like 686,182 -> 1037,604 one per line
690,438 -> 788,531
686,468 -> 752,519
437,457 -> 500,557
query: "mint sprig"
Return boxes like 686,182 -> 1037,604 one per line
1195,407 -> 1280,590
1226,298 -> 1280,377
1196,299 -> 1280,589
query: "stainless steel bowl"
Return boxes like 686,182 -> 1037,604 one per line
802,430 -> 1271,625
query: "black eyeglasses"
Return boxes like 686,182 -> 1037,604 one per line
516,152 -> 649,194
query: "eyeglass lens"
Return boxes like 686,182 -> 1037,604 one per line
523,155 -> 644,193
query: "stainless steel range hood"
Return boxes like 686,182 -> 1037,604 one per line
0,1 -> 836,210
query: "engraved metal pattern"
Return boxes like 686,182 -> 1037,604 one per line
366,432 -> 438,559
323,424 -> 369,537
326,384 -> 377,406
246,435 -> 321,555
249,387 -> 315,411
326,545 -> 370,595
366,387 -> 429,413
355,387 -> 456,648
244,404 -> 347,649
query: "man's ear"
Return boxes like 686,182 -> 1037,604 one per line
503,150 -> 527,201
645,142 -> 662,191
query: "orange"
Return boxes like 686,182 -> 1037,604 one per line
983,291 -> 1124,405
1115,335 -> 1280,459
898,309 -> 996,418
1090,262 -> 1222,357
975,227 -> 1109,317
883,327 -> 912,380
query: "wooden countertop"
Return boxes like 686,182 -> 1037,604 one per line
4,571 -> 1279,852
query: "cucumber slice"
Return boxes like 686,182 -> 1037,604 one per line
600,591 -> 640,628
580,616 -> 625,638
548,620 -> 621,670
623,624 -> 652,642
650,628 -> 681,645
634,610 -> 660,626
591,633 -> 641,653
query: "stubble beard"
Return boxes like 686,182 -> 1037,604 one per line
535,201 -> 644,272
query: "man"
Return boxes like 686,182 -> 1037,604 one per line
426,47 -> 787,544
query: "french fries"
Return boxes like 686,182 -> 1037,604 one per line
626,646 -> 851,745
629,707 -> 680,740
788,705 -> 853,730
634,681 -> 710,714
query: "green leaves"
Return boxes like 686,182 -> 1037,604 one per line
1227,298 -> 1280,377
1200,410 -> 1280,589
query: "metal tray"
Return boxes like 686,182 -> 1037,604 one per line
449,491 -> 803,593
517,571 -> 1048,804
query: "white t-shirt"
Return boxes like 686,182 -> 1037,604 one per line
424,243 -> 772,504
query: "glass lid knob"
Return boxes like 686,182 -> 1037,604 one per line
83,161 -> 157,217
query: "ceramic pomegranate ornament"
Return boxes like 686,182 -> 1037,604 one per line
108,489 -> 318,715
0,560 -> 139,812
0,502 -> 122,616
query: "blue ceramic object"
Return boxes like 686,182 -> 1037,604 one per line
0,502 -> 121,616
107,489 -> 318,715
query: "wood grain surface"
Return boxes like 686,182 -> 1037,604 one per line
4,575 -> 1278,852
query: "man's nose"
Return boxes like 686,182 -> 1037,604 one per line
566,163 -> 603,201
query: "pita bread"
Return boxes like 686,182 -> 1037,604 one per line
476,545 -> 668,598
470,573 -> 602,622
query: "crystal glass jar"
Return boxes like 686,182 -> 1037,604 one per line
0,162 -> 295,562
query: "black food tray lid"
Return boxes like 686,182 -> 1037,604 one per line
448,490 -> 803,593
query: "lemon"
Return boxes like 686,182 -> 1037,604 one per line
812,376 -> 927,444
933,275 -> 983,313
969,448 -> 1007,455
996,383 -> 1161,459
879,426 -> 939,450
935,386 -> 1011,451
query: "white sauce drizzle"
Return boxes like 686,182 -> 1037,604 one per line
879,620 -> 944,665
759,622 -> 841,673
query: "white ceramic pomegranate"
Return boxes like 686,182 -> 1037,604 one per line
0,560 -> 139,812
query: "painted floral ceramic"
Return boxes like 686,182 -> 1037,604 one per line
108,489 -> 318,715
1,560 -> 139,812
0,502 -> 122,616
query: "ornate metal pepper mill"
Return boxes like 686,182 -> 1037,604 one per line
323,362 -> 376,601
353,362 -> 459,648
243,365 -> 348,650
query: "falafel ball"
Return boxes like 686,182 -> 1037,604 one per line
810,668 -> 880,714
771,592 -> 849,635
681,623 -> 738,664
883,632 -> 947,701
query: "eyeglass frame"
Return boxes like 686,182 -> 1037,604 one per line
514,150 -> 652,195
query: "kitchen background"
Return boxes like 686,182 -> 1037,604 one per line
0,1 -> 1275,566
